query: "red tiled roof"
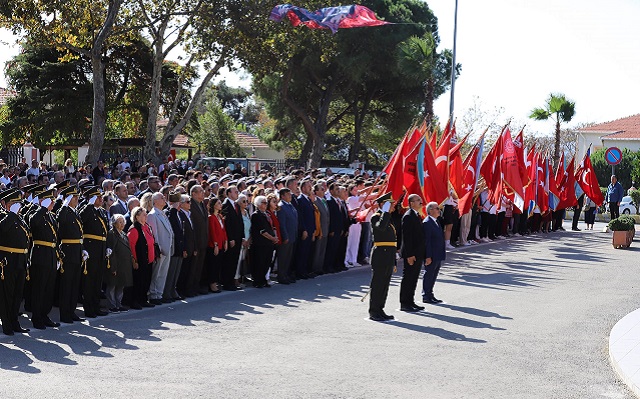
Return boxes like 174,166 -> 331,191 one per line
577,114 -> 640,139
0,87 -> 16,106
173,134 -> 191,147
234,131 -> 270,149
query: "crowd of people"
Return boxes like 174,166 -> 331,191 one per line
0,152 -> 612,333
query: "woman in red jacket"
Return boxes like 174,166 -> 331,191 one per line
207,197 -> 228,293
127,207 -> 156,309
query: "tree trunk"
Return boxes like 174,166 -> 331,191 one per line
86,53 -> 107,166
424,77 -> 435,125
84,0 -> 123,166
143,21 -> 168,165
309,134 -> 325,168
299,136 -> 313,167
349,90 -> 373,163
554,119 -> 561,168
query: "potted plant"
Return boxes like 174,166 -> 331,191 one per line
609,215 -> 636,248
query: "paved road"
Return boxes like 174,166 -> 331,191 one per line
0,223 -> 638,398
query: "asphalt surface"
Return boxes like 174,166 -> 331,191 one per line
0,222 -> 638,398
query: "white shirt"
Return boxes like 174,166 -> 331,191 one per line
27,167 -> 40,176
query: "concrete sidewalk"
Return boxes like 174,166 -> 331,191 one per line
611,309 -> 640,397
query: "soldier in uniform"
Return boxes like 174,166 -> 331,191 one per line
51,179 -> 72,214
0,188 -> 31,335
79,186 -> 110,317
28,188 -> 61,329
368,192 -> 397,322
57,185 -> 87,324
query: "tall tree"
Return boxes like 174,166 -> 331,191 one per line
190,96 -> 244,158
529,93 -> 576,166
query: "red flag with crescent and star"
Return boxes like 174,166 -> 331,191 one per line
558,156 -> 578,208
575,148 -> 604,205
457,135 -> 485,215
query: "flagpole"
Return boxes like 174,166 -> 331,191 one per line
448,0 -> 459,126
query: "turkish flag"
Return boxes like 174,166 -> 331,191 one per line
417,138 -> 448,204
546,157 -> 561,211
575,149 -> 605,205
500,128 -> 525,211
435,127 -> 452,192
383,128 -> 421,199
480,130 -> 504,206
457,136 -> 485,215
558,157 -> 578,208
448,133 -> 468,198
513,129 -> 529,187
524,146 -> 537,215
536,155 -> 549,213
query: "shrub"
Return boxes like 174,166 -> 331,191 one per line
609,215 -> 636,231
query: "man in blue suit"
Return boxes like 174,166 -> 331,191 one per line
295,179 -> 316,279
277,188 -> 298,284
423,201 -> 446,304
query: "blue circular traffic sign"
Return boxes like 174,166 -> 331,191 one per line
605,147 -> 622,165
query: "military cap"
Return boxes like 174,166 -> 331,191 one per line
39,188 -> 56,200
220,174 -> 232,183
83,186 -> 102,198
60,186 -> 80,197
33,184 -> 48,196
79,180 -> 94,190
375,191 -> 393,204
22,183 -> 39,193
228,180 -> 238,186
0,188 -> 22,203
55,179 -> 72,189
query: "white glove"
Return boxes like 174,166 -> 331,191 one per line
381,202 -> 391,212
106,248 -> 113,257
57,262 -> 61,270
82,250 -> 89,261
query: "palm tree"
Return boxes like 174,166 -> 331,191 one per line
397,34 -> 437,124
529,93 -> 576,166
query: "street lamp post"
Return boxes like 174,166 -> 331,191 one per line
448,0 -> 459,127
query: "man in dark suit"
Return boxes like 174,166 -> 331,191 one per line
423,201 -> 446,304
177,195 -> 195,296
221,185 -> 244,290
323,183 -> 346,274
164,192 -> 185,301
186,185 -> 208,296
110,183 -> 128,216
399,194 -> 427,312
294,179 -> 315,279
276,188 -> 298,284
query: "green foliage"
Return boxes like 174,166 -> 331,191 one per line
190,98 -> 244,158
608,215 -> 636,231
590,148 -> 640,191
630,190 -> 640,214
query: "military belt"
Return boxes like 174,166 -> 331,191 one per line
60,239 -> 83,245
0,245 -> 29,254
33,240 -> 56,248
83,234 -> 106,242
374,242 -> 396,247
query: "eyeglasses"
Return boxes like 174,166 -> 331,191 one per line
239,200 -> 247,204
260,201 -> 268,205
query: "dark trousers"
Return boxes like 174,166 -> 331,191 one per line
176,255 -> 192,295
222,244 -> 241,289
400,257 -> 424,306
277,240 -> 295,282
610,203 -> 620,220
496,212 -> 506,236
468,210 -> 479,241
0,264 -> 26,331
187,246 -> 207,294
572,206 -> 582,228
131,261 -> 152,305
206,247 -> 224,285
479,212 -> 490,238
251,245 -> 273,286
487,214 -> 497,239
422,260 -> 442,300
519,212 -> 529,234
368,247 -> 395,316
323,233 -> 341,273
30,262 -> 56,325
59,262 -> 81,321
295,234 -> 312,276
358,222 -> 372,262
82,258 -> 104,315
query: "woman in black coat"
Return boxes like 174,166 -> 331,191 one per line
106,214 -> 134,312
250,195 -> 278,288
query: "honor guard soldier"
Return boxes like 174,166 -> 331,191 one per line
22,184 -> 47,313
57,185 -> 87,324
0,188 -> 31,335
79,186 -> 110,318
368,192 -> 397,322
28,188 -> 61,329
51,179 -> 72,214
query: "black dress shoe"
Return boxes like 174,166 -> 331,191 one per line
264,283 -> 271,288
572,227 -> 581,231
44,319 -> 61,328
13,326 -> 30,333
161,298 -> 173,303
198,288 -> 210,295
369,314 -> 386,322
117,307 -> 129,312
381,313 -> 395,320
72,314 -> 85,322
150,299 -> 163,305
431,297 -> 443,303
60,318 -> 73,324
277,280 -> 290,285
338,266 -> 349,272
142,302 -> 155,308
84,313 -> 97,318
3,328 -> 14,336
411,304 -> 426,311
223,285 -> 239,291
172,296 -> 185,301
32,324 -> 46,330
130,303 -> 143,310
400,306 -> 419,312
96,310 -> 109,316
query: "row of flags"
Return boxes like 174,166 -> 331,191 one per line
377,121 -> 604,217
269,4 -> 390,34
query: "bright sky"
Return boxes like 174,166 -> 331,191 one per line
2,0 -> 640,137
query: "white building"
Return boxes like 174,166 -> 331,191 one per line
575,114 -> 640,160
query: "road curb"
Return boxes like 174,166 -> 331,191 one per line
609,307 -> 640,397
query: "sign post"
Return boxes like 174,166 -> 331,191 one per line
605,147 -> 623,176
